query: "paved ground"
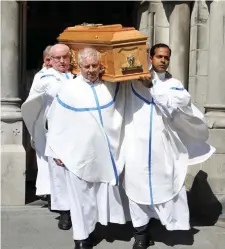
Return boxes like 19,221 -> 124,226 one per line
1,202 -> 225,249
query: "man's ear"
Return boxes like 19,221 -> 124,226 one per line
99,64 -> 105,75
150,56 -> 153,63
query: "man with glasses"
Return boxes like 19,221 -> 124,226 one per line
22,44 -> 73,230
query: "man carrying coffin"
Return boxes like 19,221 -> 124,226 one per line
46,47 -> 127,249
29,45 -> 53,97
22,44 -> 73,230
123,43 -> 215,248
24,45 -> 53,199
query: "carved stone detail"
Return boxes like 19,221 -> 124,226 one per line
13,128 -> 20,136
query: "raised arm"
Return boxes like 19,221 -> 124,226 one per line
150,79 -> 191,118
151,79 -> 209,141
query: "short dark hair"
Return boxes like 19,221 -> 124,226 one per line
150,43 -> 171,57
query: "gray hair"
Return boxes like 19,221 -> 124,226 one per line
78,47 -> 101,65
43,45 -> 52,58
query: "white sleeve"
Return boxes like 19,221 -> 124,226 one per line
29,75 -> 52,95
150,79 -> 191,118
151,79 -> 209,141
33,75 -> 60,101
44,80 -> 61,99
172,104 -> 209,141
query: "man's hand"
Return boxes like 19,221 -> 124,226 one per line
138,73 -> 153,88
53,158 -> 64,167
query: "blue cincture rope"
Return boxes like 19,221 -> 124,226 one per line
56,81 -> 121,187
40,74 -> 55,79
56,83 -> 120,112
65,72 -> 70,79
148,103 -> 154,206
90,84 -> 119,186
131,82 -> 154,206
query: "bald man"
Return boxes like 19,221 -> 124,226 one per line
22,44 -> 74,230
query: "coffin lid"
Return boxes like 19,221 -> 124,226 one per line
57,24 -> 148,44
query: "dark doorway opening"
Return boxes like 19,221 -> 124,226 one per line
26,1 -> 136,70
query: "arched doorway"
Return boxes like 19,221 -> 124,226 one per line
26,1 -> 136,70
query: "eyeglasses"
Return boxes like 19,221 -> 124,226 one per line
51,55 -> 69,62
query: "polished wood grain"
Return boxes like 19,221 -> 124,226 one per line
58,24 -> 151,82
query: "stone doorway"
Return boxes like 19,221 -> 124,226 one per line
26,1 -> 136,70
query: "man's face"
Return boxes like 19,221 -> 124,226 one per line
44,55 -> 52,69
79,55 -> 101,82
150,47 -> 170,73
50,49 -> 70,73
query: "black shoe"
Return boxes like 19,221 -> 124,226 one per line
133,234 -> 155,249
58,211 -> 72,230
147,234 -> 155,247
74,239 -> 93,249
133,234 -> 147,249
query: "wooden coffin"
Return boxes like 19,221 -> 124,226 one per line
57,24 -> 150,82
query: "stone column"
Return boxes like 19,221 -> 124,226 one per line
147,1 -> 190,87
203,0 -> 225,215
188,0 -> 210,113
137,1 -> 170,46
137,1 -> 150,38
169,2 -> 191,88
148,11 -> 155,48
1,0 -> 26,205
149,1 -> 170,46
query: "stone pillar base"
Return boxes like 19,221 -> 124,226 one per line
1,99 -> 26,206
1,145 -> 26,205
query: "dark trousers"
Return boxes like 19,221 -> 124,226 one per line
134,220 -> 155,246
134,223 -> 149,235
